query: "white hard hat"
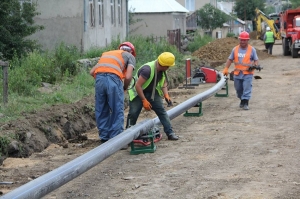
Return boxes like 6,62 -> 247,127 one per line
266,27 -> 271,31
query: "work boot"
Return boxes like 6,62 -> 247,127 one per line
168,133 -> 179,140
243,100 -> 249,110
239,99 -> 245,108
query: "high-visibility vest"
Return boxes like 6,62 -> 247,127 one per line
265,31 -> 275,43
233,45 -> 254,75
128,61 -> 165,101
93,50 -> 126,79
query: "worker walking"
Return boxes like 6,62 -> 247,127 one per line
222,31 -> 259,110
89,42 -> 136,143
126,52 -> 179,140
264,27 -> 275,55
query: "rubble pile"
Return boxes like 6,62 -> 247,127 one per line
192,37 -> 272,67
192,37 -> 239,63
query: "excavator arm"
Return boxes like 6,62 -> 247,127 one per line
254,8 -> 281,40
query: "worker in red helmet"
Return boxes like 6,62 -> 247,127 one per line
89,42 -> 136,145
222,31 -> 259,110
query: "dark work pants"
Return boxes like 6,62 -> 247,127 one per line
265,43 -> 274,55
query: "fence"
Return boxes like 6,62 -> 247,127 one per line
146,29 -> 181,52
0,60 -> 8,105
167,29 -> 181,52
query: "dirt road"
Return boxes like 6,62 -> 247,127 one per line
1,40 -> 300,199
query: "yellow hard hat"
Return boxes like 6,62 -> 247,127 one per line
157,52 -> 175,67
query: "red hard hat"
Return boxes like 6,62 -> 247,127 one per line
239,31 -> 250,40
119,42 -> 136,57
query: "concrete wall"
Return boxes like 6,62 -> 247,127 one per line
31,0 -> 127,52
130,12 -> 186,37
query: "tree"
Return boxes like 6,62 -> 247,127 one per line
197,4 -> 230,34
290,0 -> 300,9
264,6 -> 276,15
234,0 -> 265,21
0,0 -> 43,60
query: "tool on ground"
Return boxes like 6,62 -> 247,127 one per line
132,126 -> 162,146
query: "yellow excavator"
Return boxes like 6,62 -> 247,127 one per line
254,8 -> 281,40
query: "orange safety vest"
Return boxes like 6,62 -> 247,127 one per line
93,50 -> 127,79
233,45 -> 254,75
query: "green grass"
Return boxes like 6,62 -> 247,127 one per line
0,34 -> 212,124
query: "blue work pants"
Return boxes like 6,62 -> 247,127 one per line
233,73 -> 253,100
95,73 -> 124,141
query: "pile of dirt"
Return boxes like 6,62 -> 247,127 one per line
249,31 -> 258,40
192,37 -> 272,67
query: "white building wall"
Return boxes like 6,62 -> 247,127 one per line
30,0 -> 127,52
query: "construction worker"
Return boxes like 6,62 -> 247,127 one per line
222,31 -> 259,110
264,27 -> 275,55
89,42 -> 136,143
126,52 -> 179,140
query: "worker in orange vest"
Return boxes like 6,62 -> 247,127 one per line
222,31 -> 259,110
90,42 -> 136,143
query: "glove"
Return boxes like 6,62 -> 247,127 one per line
164,94 -> 173,107
223,67 -> 228,76
142,99 -> 152,111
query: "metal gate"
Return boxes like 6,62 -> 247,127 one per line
167,29 -> 181,52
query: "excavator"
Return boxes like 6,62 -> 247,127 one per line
254,8 -> 281,40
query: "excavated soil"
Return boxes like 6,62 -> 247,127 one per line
192,37 -> 271,67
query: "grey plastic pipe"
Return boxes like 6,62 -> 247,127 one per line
153,71 -> 226,124
1,72 -> 226,199
1,119 -> 155,199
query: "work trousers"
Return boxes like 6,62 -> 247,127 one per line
95,73 -> 124,141
234,73 -> 253,101
265,42 -> 274,55
126,91 -> 174,136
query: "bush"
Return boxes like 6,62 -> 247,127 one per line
186,34 -> 213,53
226,32 -> 236,38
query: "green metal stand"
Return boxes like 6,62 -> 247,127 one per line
215,80 -> 228,97
183,102 -> 203,117
130,131 -> 156,155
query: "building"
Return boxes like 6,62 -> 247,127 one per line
29,0 -> 128,52
128,0 -> 189,38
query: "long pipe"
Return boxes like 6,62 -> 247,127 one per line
1,73 -> 226,199
153,72 -> 226,124
1,119 -> 155,199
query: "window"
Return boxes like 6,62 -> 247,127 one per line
98,0 -> 104,27
117,0 -> 122,26
296,18 -> 300,27
89,0 -> 95,27
185,0 -> 195,12
111,0 -> 115,25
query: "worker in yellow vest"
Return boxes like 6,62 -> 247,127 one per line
264,27 -> 275,55
126,52 -> 179,140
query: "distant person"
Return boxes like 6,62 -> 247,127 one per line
246,28 -> 250,33
222,31 -> 259,110
264,27 -> 275,55
275,18 -> 280,29
126,52 -> 179,140
89,42 -> 136,143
